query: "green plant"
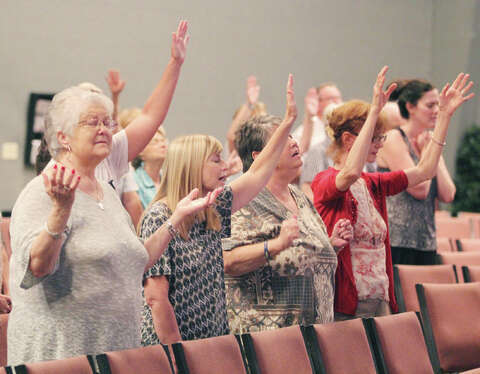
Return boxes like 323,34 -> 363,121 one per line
453,124 -> 480,214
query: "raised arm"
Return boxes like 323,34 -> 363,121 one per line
105,69 -> 126,122
230,74 -> 297,213
125,20 -> 189,161
29,165 -> 80,278
226,75 -> 260,153
298,87 -> 319,154
405,73 -> 474,188
336,66 -> 397,191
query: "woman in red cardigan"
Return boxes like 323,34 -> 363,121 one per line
311,67 -> 474,319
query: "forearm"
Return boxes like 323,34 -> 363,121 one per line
143,58 -> 182,124
143,212 -> 182,270
299,115 -> 314,154
223,238 -> 285,276
226,104 -> 252,153
414,112 -> 451,183
126,58 -> 183,161
29,206 -> 70,277
111,93 -> 120,122
151,301 -> 181,344
436,156 -> 456,202
337,107 -> 379,190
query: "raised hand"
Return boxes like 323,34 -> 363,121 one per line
283,74 -> 298,127
246,75 -> 260,106
0,294 -> 12,314
174,187 -> 223,219
277,216 -> 300,249
304,87 -> 319,118
330,218 -> 353,251
171,20 -> 190,64
105,69 -> 126,96
371,66 -> 397,113
439,73 -> 475,117
42,164 -> 81,209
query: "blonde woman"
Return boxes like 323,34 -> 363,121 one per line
139,75 -> 297,344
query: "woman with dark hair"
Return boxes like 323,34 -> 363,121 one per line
222,115 -> 352,333
311,67 -> 473,319
377,79 -> 457,265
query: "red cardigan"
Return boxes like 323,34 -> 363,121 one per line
311,167 -> 408,315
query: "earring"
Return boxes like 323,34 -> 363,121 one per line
65,144 -> 72,153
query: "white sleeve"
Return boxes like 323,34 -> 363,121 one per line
95,130 -> 129,186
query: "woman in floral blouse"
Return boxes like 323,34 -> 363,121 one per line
311,67 -> 473,319
222,115 -> 353,333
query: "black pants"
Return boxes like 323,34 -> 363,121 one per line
391,246 -> 437,265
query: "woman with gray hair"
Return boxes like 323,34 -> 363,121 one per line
223,115 -> 353,333
6,21 -> 222,366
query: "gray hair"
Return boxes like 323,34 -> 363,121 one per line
234,114 -> 282,172
44,85 -> 113,158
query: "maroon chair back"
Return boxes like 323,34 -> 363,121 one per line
99,344 -> 172,374
436,237 -> 454,252
312,319 -> 377,374
366,312 -> 433,374
436,217 -> 472,239
462,265 -> 480,283
437,252 -> 480,282
242,325 -> 313,374
416,282 -> 480,373
173,334 -> 246,374
457,238 -> 480,252
18,355 -> 94,373
393,265 -> 457,312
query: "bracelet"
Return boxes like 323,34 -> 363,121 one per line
166,220 -> 179,238
264,241 -> 271,263
431,137 -> 446,146
44,222 -> 62,239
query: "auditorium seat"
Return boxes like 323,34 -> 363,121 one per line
302,319 -> 378,374
435,217 -> 472,239
457,238 -> 480,252
93,344 -> 173,374
7,355 -> 94,373
416,283 -> 480,373
172,334 -> 247,374
364,312 -> 433,374
462,265 -> 480,283
393,264 -> 457,312
437,252 -> 480,282
241,325 -> 313,374
436,237 -> 454,253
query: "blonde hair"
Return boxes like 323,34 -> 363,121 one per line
326,99 -> 386,163
142,134 -> 223,239
118,107 -> 166,137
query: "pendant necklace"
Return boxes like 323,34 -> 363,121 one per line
95,181 -> 105,210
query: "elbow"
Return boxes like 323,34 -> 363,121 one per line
441,188 -> 456,203
28,259 -> 53,279
223,252 -> 243,277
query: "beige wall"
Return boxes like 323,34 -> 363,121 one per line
1,0 -> 478,210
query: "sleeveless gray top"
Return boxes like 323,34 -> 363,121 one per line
378,128 -> 437,251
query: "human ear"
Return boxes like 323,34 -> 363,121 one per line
251,151 -> 261,161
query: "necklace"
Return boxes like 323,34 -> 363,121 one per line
94,181 -> 104,210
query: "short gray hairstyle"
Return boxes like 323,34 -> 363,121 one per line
44,85 -> 113,158
234,114 -> 282,173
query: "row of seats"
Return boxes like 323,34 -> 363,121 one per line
395,264 -> 480,312
3,282 -> 480,374
437,237 -> 480,252
435,211 -> 480,239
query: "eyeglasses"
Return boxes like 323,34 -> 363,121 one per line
78,116 -> 117,131
349,131 -> 387,144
